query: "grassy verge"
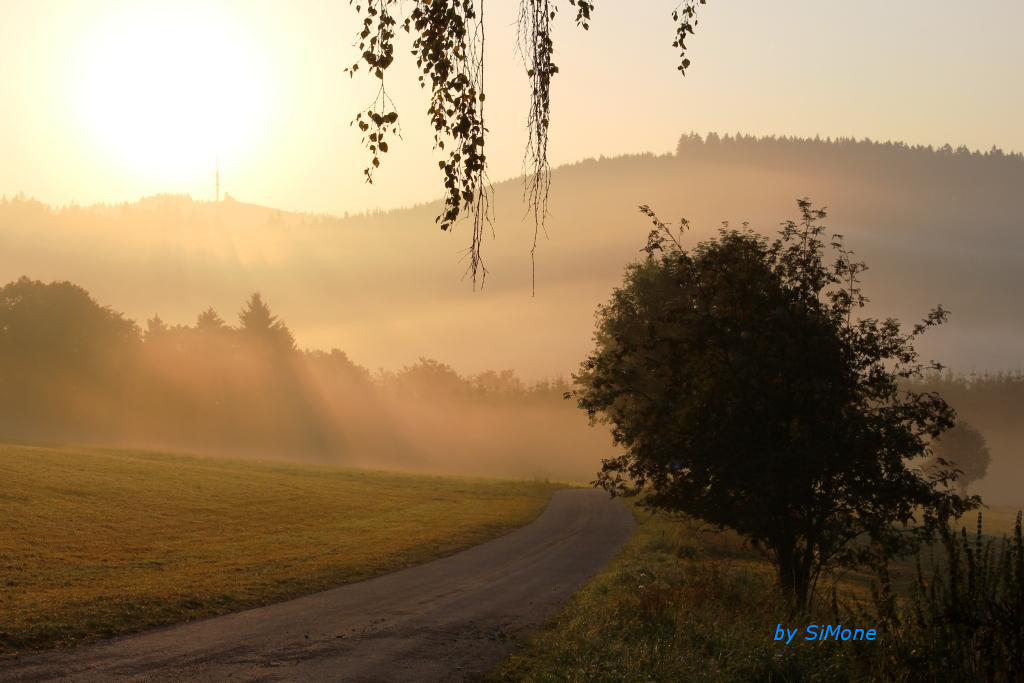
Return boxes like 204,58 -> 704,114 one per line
491,502 -> 1023,682
0,443 -> 561,656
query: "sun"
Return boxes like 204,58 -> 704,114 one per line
74,4 -> 273,184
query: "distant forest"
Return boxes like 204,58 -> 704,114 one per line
1,274 -> 1022,494
0,277 -> 607,480
5,133 -> 1020,220
674,131 -> 1023,169
1,132 -> 1022,496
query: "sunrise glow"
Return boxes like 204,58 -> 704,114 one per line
73,4 -> 274,184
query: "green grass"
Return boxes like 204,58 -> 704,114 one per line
490,507 -> 841,681
0,443 -> 562,656
491,503 -> 1024,682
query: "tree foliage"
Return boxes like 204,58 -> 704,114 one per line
346,0 -> 708,285
571,200 -> 977,609
927,421 -> 993,496
239,292 -> 297,351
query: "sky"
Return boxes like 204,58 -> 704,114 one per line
1,0 -> 1022,216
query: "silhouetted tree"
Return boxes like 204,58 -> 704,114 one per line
471,369 -> 524,400
145,315 -> 168,341
390,358 -> 468,400
929,422 -> 992,496
196,307 -> 229,334
305,349 -> 373,387
0,277 -> 140,437
572,200 -> 977,610
0,277 -> 139,359
239,293 -> 296,352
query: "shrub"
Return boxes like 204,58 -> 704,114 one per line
848,512 -> 1024,682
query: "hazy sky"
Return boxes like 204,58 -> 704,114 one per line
2,0 -> 1022,215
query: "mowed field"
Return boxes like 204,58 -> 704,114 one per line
0,444 -> 562,656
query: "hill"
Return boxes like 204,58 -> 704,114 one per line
2,133 -> 1022,500
2,134 -> 1021,378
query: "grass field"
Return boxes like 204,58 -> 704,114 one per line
492,502 -> 1024,682
0,443 -> 561,656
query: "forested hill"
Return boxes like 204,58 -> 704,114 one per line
1,133 -> 1022,381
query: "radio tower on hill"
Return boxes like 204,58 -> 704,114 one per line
215,156 -> 221,202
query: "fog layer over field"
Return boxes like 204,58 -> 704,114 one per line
4,134 -> 1021,376
2,134 -> 1022,497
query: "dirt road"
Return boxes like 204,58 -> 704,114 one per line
2,488 -> 634,682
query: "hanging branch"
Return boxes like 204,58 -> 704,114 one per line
346,1 -> 401,184
518,0 -> 557,294
346,0 -> 710,288
406,0 -> 492,285
672,0 -> 707,75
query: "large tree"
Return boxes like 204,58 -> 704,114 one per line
346,0 -> 707,284
0,277 -> 140,437
928,421 -> 992,496
571,200 -> 977,610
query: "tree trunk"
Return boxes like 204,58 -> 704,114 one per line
776,543 -> 812,613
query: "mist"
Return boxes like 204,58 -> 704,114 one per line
2,133 -> 1023,496
2,134 -> 1022,378
0,279 -> 609,481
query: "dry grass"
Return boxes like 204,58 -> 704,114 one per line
0,443 -> 561,656
492,506 -> 838,682
492,502 -> 1024,682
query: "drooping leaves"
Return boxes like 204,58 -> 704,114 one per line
346,1 -> 711,286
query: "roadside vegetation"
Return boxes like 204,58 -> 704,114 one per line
494,199 -> 1024,681
493,504 -> 1024,682
0,443 -> 561,656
